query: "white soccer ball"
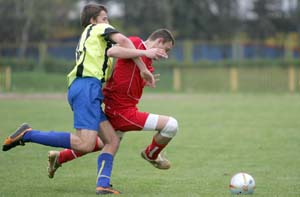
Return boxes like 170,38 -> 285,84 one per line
229,172 -> 255,195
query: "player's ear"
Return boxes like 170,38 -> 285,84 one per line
154,38 -> 163,47
158,38 -> 164,44
90,17 -> 96,24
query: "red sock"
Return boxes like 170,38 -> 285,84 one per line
58,149 -> 82,164
58,138 -> 101,164
145,137 -> 166,160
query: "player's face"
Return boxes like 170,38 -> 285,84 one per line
157,40 -> 173,54
93,10 -> 109,24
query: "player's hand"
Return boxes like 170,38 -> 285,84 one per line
140,69 -> 156,88
154,73 -> 160,83
144,48 -> 168,60
145,74 -> 160,87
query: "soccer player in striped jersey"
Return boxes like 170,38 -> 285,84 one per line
2,3 -> 167,195
47,29 -> 178,178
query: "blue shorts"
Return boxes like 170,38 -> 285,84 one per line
67,77 -> 107,132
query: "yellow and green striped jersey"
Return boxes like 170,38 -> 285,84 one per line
67,23 -> 118,86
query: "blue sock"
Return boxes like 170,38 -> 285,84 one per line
96,153 -> 114,188
23,130 -> 71,149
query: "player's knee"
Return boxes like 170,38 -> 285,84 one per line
73,138 -> 95,153
111,134 -> 121,148
102,132 -> 120,151
160,117 -> 178,138
81,142 -> 95,153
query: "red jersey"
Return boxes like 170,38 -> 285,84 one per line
103,36 -> 154,110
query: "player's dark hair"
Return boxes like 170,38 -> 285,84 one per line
148,29 -> 175,45
81,3 -> 107,28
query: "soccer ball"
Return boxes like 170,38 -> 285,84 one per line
229,172 -> 255,195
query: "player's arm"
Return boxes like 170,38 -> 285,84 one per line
108,45 -> 167,60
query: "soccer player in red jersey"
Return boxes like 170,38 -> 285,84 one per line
103,29 -> 178,168
48,29 -> 178,178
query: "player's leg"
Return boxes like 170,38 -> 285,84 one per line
2,123 -> 104,154
58,137 -> 103,164
48,115 -> 127,178
2,77 -> 99,153
68,77 -> 120,194
48,130 -> 125,179
51,137 -> 103,163
47,136 -> 104,178
48,131 -> 126,178
2,123 -> 104,153
2,123 -> 72,151
96,120 -> 121,194
47,76 -> 105,178
141,114 -> 179,169
108,109 -> 178,169
50,121 -> 118,178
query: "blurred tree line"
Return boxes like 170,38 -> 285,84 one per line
0,0 -> 300,58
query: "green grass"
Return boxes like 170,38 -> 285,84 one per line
0,93 -> 300,196
4,67 -> 300,93
10,72 -> 68,92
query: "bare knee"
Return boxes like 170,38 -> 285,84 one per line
71,137 -> 95,153
71,130 -> 97,153
99,120 -> 120,149
81,142 -> 95,153
103,132 -> 120,148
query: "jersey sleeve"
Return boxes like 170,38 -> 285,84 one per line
94,24 -> 119,44
102,24 -> 119,44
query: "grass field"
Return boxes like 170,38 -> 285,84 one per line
4,67 -> 300,93
0,93 -> 300,196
